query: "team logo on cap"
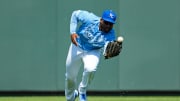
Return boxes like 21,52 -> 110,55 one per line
109,13 -> 114,19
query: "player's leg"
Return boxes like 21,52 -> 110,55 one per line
65,43 -> 83,101
78,49 -> 101,100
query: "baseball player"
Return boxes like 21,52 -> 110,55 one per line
65,10 -> 122,101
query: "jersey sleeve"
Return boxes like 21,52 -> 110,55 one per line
70,10 -> 98,34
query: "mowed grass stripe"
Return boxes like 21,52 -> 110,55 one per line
0,96 -> 179,101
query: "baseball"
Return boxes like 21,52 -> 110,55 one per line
117,36 -> 124,42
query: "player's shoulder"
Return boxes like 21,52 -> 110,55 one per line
106,29 -> 115,34
72,10 -> 90,15
103,29 -> 116,41
73,10 -> 98,17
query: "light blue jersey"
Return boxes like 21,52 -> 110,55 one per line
70,10 -> 115,51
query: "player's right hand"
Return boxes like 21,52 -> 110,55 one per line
71,33 -> 79,46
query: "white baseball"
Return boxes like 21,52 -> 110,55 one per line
117,36 -> 124,42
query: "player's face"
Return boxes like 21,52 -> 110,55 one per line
99,19 -> 113,33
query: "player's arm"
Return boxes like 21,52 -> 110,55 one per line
70,10 -> 91,34
103,36 -> 124,59
70,10 -> 81,46
70,10 -> 91,46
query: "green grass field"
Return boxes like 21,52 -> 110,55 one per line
0,96 -> 180,101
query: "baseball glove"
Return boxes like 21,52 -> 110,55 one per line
104,41 -> 122,59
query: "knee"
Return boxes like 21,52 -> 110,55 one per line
82,70 -> 96,86
84,66 -> 97,72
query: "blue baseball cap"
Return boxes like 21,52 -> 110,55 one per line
102,10 -> 116,24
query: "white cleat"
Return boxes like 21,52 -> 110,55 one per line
73,90 -> 78,101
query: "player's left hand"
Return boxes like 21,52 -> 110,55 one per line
104,41 -> 122,59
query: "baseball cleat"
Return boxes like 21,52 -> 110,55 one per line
79,93 -> 87,101
73,90 -> 78,101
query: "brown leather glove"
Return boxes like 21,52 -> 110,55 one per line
104,41 -> 122,59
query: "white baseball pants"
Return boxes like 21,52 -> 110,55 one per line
65,43 -> 101,101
